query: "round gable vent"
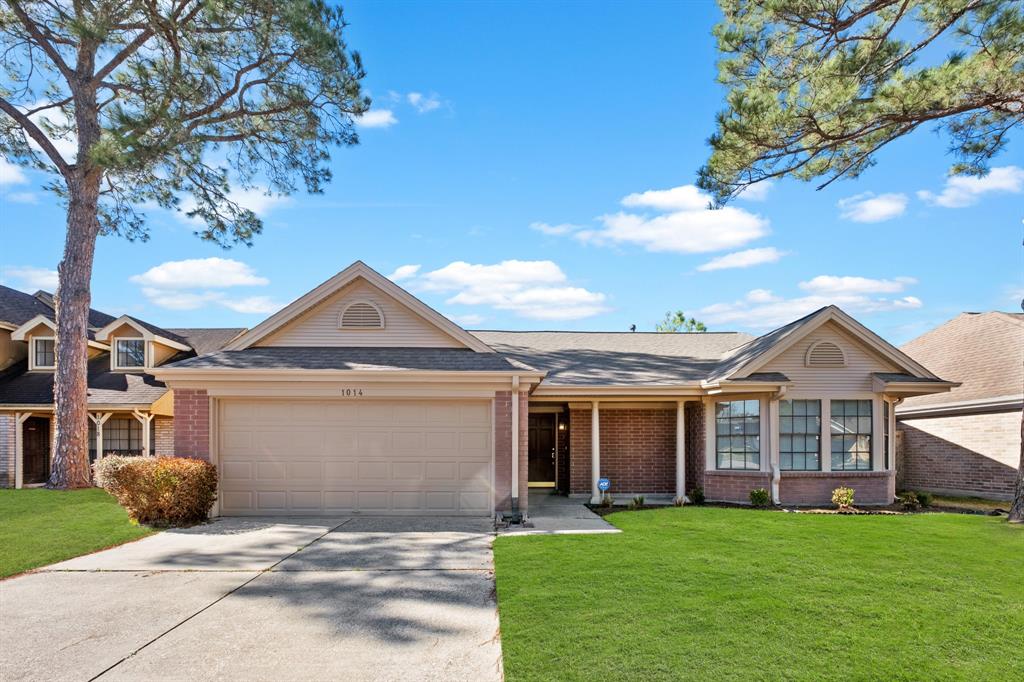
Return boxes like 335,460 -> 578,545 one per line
805,341 -> 845,367
340,301 -> 384,329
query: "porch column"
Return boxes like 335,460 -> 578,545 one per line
89,413 -> 112,460
511,377 -> 520,510
14,412 -> 30,489
676,400 -> 687,502
133,410 -> 155,457
590,400 -> 601,504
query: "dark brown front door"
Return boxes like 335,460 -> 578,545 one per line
528,414 -> 556,484
23,417 -> 51,484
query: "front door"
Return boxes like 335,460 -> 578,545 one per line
528,414 -> 556,486
23,417 -> 51,485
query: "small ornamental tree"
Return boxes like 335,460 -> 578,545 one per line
0,1 -> 369,488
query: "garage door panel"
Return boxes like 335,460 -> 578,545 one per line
218,399 -> 492,516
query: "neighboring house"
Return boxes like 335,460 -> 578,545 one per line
151,261 -> 955,517
0,285 -> 243,488
896,312 -> 1023,500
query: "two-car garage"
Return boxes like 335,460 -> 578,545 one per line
216,398 -> 493,516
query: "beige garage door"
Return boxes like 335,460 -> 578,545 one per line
217,399 -> 493,516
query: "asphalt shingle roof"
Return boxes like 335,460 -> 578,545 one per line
166,328 -> 246,355
470,330 -> 754,385
164,346 -> 536,372
0,355 -> 168,406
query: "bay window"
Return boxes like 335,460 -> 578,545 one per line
779,399 -> 821,470
715,399 -> 760,470
830,399 -> 872,471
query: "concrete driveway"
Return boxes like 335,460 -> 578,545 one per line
0,517 -> 501,682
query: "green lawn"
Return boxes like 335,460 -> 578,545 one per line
0,488 -> 154,578
494,507 -> 1024,681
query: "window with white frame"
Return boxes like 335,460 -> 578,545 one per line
33,338 -> 55,368
830,399 -> 872,471
715,399 -> 760,470
114,339 -> 146,368
779,399 -> 821,470
883,401 -> 890,470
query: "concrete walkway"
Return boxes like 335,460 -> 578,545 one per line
500,491 -> 620,536
0,517 -> 502,682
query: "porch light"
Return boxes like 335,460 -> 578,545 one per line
558,422 -> 566,431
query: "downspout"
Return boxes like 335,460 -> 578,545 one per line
769,386 -> 787,505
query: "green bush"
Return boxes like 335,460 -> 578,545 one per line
690,487 -> 705,505
749,488 -> 771,507
628,495 -> 645,510
600,493 -> 614,508
832,486 -> 855,510
99,456 -> 217,526
916,491 -> 933,508
899,491 -> 921,510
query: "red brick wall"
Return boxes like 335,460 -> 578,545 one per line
897,411 -> 1019,500
154,416 -> 174,456
568,407 -> 677,495
779,471 -> 894,506
0,413 -> 14,488
494,391 -> 529,512
556,411 -> 570,494
173,389 -> 209,460
684,402 -> 705,496
704,471 -> 772,503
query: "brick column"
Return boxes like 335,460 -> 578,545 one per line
173,389 -> 210,460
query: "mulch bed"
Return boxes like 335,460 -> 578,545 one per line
586,501 -> 1009,517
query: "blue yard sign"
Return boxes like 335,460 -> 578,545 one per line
598,477 -> 611,492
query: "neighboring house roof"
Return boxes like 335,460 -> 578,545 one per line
166,328 -> 246,355
899,312 -> 1024,411
0,287 -> 55,328
121,315 -> 191,345
0,356 -> 168,406
164,347 -> 536,373
471,330 -> 754,385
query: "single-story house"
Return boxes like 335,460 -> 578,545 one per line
897,312 -> 1023,500
151,261 -> 956,517
0,285 -> 242,488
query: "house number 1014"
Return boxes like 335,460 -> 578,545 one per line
341,388 -> 364,397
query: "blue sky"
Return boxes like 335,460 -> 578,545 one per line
1,1 -> 1021,345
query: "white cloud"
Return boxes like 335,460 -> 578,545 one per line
917,166 -> 1024,208
529,221 -> 583,236
448,313 -> 485,327
217,295 -> 280,314
2,265 -> 59,291
408,260 -> 609,320
700,276 -> 922,328
355,109 -> 398,128
407,92 -> 442,113
4,191 -> 37,204
621,185 -> 709,211
799,275 -> 916,295
175,186 -> 290,225
131,258 -> 269,289
140,288 -> 220,311
735,181 -> 773,202
837,192 -> 908,223
0,158 -> 28,185
584,207 -> 769,254
697,247 -> 786,272
388,264 -> 421,281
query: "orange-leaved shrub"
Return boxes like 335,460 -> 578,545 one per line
96,456 -> 217,526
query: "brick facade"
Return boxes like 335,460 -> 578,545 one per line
684,402 -> 705,496
153,416 -> 174,456
0,413 -> 14,488
703,471 -> 772,503
555,411 -> 570,493
779,471 -> 895,506
897,410 -> 1019,500
173,389 -> 210,460
494,390 -> 529,513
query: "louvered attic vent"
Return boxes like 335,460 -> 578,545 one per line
340,301 -> 384,329
805,341 -> 845,367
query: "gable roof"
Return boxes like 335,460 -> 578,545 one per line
222,261 -> 495,353
94,315 -> 192,351
707,305 -> 940,384
899,312 -> 1024,410
166,328 -> 247,355
0,355 -> 169,407
472,330 -> 754,386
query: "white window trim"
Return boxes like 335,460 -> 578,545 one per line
29,336 -> 56,371
338,300 -> 386,330
111,337 -> 149,371
709,396 -> 764,472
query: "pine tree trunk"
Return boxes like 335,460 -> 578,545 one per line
1008,410 -> 1023,524
48,176 -> 101,489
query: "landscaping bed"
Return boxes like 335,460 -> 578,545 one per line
0,488 -> 154,578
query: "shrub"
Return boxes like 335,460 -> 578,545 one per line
899,491 -> 921,510
832,486 -> 855,510
628,495 -> 645,510
916,491 -> 933,508
600,493 -> 614,508
101,456 -> 218,526
690,487 -> 705,505
93,455 -> 151,493
672,496 -> 685,507
749,487 -> 771,507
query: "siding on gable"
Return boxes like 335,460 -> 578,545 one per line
753,321 -> 898,395
255,279 -> 466,348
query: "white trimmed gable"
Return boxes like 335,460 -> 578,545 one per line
255,278 -> 467,348
749,320 -> 898,395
